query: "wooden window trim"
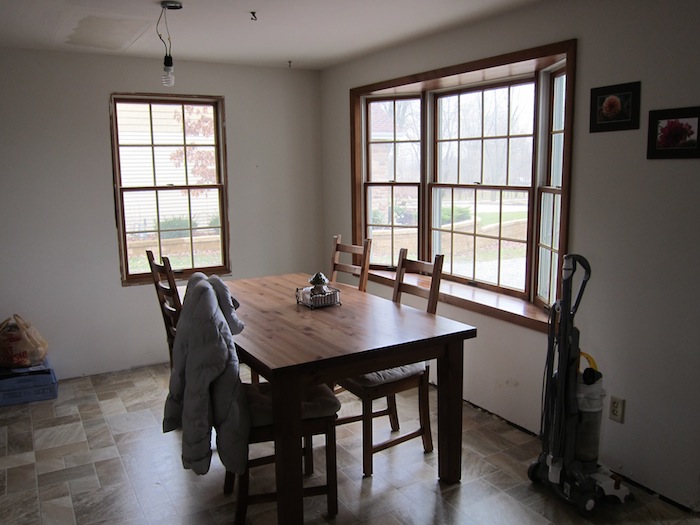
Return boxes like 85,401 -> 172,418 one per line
351,40 -> 577,325
110,93 -> 231,285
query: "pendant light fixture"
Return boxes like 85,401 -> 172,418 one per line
156,1 -> 182,87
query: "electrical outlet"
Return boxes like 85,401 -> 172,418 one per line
609,396 -> 625,423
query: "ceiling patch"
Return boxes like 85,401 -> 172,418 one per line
66,15 -> 151,50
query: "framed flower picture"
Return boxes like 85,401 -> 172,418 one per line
589,81 -> 641,132
647,106 -> 700,159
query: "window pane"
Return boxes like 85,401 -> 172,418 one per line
474,235 -> 498,284
510,83 -> 535,135
435,230 -> 453,274
459,140 -> 482,184
154,146 -> 186,186
550,252 -> 559,304
125,234 -> 154,274
395,99 -> 421,141
453,187 -> 475,233
552,75 -> 566,132
483,87 -> 509,137
550,133 -> 564,187
476,189 -> 501,236
193,228 -> 223,267
500,240 -> 526,291
368,226 -> 392,265
369,101 -> 394,141
124,191 -> 157,275
395,142 -> 420,181
503,191 -> 528,241
438,141 -> 458,183
158,189 -> 191,232
120,147 -> 154,187
369,143 -> 394,182
116,103 -> 151,145
394,186 -> 418,227
540,192 -> 553,247
126,240 -> 160,274
553,193 -> 561,247
186,146 -> 218,185
162,235 -> 193,269
393,228 -> 418,260
123,190 -> 157,234
483,138 -> 508,185
460,91 -> 482,138
453,233 -> 474,280
435,187 -> 452,228
438,95 -> 459,140
190,188 -> 221,230
483,139 -> 508,185
508,137 -> 533,186
184,105 -> 215,145
367,185 -> 391,225
152,104 -> 184,144
538,246 -> 552,302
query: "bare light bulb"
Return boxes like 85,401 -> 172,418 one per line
163,55 -> 175,87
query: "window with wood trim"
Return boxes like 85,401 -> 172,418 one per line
536,69 -> 566,306
351,40 -> 576,308
365,97 -> 422,266
110,94 -> 230,284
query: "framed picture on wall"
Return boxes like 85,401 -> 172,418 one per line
589,81 -> 641,132
647,106 -> 700,159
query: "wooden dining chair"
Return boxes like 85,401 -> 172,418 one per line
146,250 -> 182,368
223,382 -> 340,524
328,234 -> 372,395
336,248 -> 444,477
329,234 -> 372,292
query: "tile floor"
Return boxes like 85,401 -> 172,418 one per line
0,363 -> 698,525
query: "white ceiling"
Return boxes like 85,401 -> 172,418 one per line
0,0 -> 538,69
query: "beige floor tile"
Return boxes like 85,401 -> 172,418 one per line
33,422 -> 87,451
1,363 -> 698,524
41,494 -> 76,525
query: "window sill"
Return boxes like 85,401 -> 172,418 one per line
369,270 -> 549,333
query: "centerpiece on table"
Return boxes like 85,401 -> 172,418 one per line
295,272 -> 341,309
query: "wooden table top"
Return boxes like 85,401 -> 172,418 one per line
225,273 -> 477,379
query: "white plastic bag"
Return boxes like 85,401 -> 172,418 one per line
0,314 -> 48,368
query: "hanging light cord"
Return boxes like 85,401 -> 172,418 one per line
156,7 -> 172,56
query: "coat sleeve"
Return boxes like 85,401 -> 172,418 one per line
179,320 -> 229,475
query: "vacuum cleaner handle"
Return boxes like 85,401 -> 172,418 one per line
562,254 -> 591,316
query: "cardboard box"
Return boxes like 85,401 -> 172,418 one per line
0,358 -> 58,406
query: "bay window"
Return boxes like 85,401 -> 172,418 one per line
351,40 -> 576,310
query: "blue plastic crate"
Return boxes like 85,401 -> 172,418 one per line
0,359 -> 58,406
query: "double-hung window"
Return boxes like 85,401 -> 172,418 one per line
352,41 -> 576,310
110,94 -> 229,284
365,97 -> 422,265
432,81 -> 534,293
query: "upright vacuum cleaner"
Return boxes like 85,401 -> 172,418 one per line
528,254 -> 630,515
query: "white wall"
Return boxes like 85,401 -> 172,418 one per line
0,49 -> 323,378
367,281 -> 545,432
1,0 -> 699,511
320,0 -> 700,511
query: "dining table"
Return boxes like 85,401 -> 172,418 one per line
224,273 -> 477,524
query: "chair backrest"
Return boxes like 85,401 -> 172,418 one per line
146,250 -> 182,367
392,248 -> 444,314
329,234 -> 372,292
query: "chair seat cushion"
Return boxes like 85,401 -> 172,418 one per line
244,382 -> 341,428
338,362 -> 426,389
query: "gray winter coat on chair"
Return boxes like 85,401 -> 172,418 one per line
163,273 -> 250,475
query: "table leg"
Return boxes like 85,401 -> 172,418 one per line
270,374 -> 304,524
436,339 -> 464,483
